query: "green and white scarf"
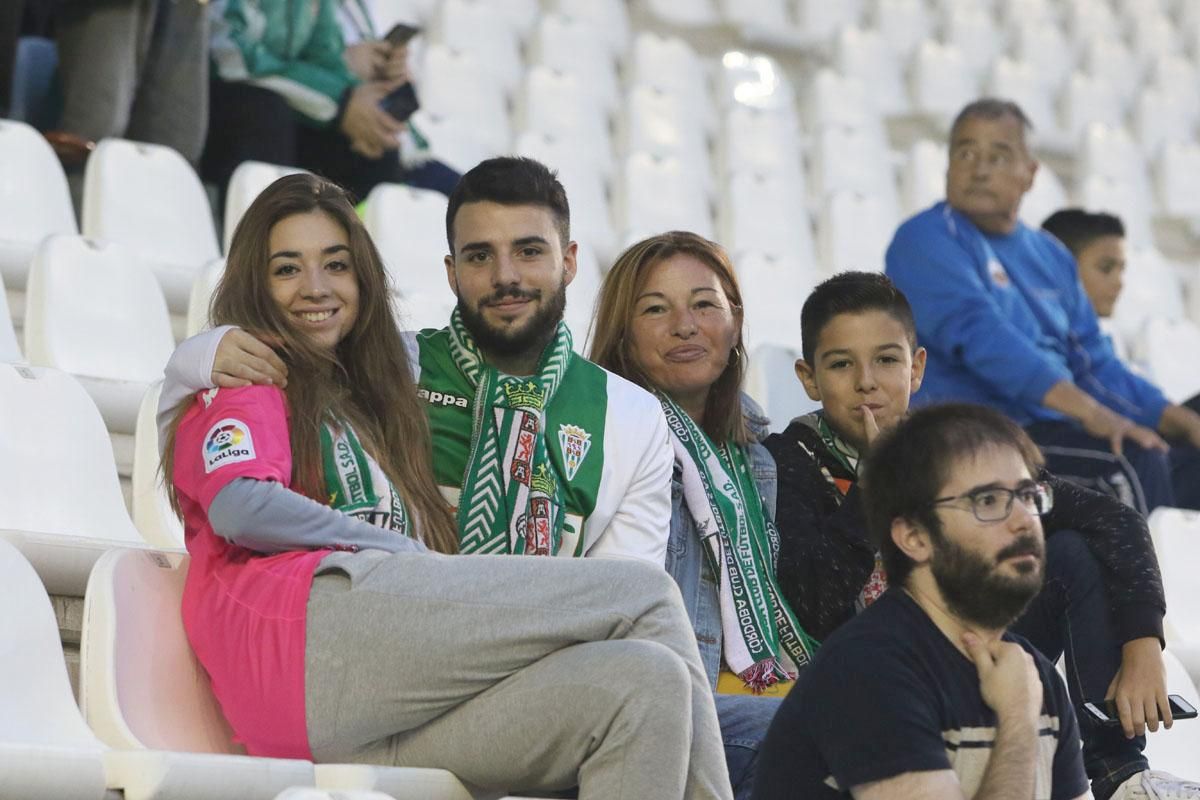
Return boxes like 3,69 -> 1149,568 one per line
320,422 -> 410,535
448,309 -> 573,555
662,395 -> 819,690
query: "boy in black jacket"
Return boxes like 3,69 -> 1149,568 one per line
764,271 -> 1189,800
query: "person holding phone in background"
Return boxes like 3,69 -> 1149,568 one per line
201,0 -> 460,210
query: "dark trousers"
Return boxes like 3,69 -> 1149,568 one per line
1026,420 -> 1184,513
201,79 -> 460,211
1012,530 -> 1147,799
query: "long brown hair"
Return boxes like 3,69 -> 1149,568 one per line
163,174 -> 458,553
589,231 -> 750,445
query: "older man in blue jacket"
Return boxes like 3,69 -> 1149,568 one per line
886,98 -> 1200,511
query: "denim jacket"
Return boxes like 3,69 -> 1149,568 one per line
664,395 -> 778,689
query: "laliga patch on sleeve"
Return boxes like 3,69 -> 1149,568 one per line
203,418 -> 257,474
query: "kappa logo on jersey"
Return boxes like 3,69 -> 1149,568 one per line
203,418 -> 257,473
417,387 -> 469,408
201,387 -> 220,408
558,424 -> 592,481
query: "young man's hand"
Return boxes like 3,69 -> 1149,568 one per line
1106,636 -> 1171,739
212,329 -> 288,388
963,632 -> 1043,727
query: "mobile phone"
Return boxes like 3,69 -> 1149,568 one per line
384,23 -> 421,47
379,82 -> 419,122
1082,694 -> 1199,725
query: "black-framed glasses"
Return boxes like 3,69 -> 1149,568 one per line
931,481 -> 1054,523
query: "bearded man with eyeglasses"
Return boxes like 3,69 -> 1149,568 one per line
755,404 -> 1199,800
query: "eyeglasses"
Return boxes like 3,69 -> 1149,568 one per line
931,482 -> 1054,523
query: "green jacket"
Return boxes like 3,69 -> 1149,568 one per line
210,0 -> 358,123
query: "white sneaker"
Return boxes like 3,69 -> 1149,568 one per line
1111,770 -> 1200,800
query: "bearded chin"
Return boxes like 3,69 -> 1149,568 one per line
930,534 -> 1044,630
456,280 -> 568,357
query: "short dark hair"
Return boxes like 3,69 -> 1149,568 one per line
949,98 -> 1033,151
861,403 -> 1044,588
444,156 -> 571,252
1041,209 -> 1125,257
800,271 -> 917,364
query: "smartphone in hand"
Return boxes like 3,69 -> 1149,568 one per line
384,23 -> 420,47
1082,694 -> 1199,725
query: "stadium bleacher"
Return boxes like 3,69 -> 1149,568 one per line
6,0 -> 1200,795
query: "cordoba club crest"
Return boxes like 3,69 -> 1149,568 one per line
558,423 -> 592,481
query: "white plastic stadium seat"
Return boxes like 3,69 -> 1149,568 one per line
0,271 -> 21,362
628,33 -> 715,133
836,27 -> 909,116
818,190 -> 898,276
1148,508 -> 1200,686
1139,318 -> 1200,404
564,242 -> 602,352
0,537 -> 109,799
1060,72 -> 1124,143
363,184 -> 450,328
0,363 -> 151,594
871,0 -> 931,59
639,0 -> 720,28
514,66 -> 613,177
1156,142 -> 1200,218
1016,163 -> 1068,230
614,153 -> 714,245
794,0 -> 865,43
900,140 -> 947,217
1063,0 -> 1119,51
131,382 -> 185,548
1129,13 -> 1180,69
186,258 -> 226,337
24,235 -> 175,435
715,51 -> 797,120
416,45 -> 511,160
80,548 -> 479,800
552,0 -> 631,56
1134,83 -> 1197,160
1079,37 -> 1139,113
735,250 -> 814,353
82,138 -> 220,312
618,84 -> 712,192
1008,20 -> 1073,92
427,0 -> 522,96
802,69 -> 879,134
224,162 -> 306,253
513,131 -> 617,263
0,119 -> 77,290
986,57 -> 1060,147
1110,246 -> 1186,356
718,104 -> 802,180
743,343 -> 820,434
811,126 -> 898,220
908,40 -> 977,125
720,169 -> 815,266
527,14 -> 620,114
941,6 -> 1003,76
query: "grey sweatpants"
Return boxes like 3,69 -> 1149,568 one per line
305,550 -> 733,800
55,0 -> 208,163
